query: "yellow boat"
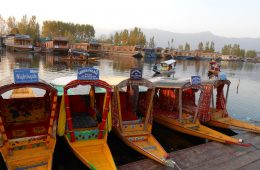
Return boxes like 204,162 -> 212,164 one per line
57,69 -> 116,170
112,71 -> 176,167
0,78 -> 58,170
150,77 -> 249,146
202,79 -> 260,133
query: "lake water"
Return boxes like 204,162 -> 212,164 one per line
1,52 -> 259,125
0,51 -> 260,169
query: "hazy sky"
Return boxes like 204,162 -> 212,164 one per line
0,0 -> 259,38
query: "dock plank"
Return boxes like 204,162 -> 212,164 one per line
119,132 -> 260,170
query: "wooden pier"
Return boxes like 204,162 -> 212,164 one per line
119,132 -> 260,170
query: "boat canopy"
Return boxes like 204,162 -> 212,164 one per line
0,77 -> 56,95
149,77 -> 191,89
160,59 -> 176,65
116,78 -> 154,90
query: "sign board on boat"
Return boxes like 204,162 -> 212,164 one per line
130,68 -> 142,80
191,76 -> 201,85
14,68 -> 39,84
77,67 -> 99,80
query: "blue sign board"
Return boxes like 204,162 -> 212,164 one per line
130,68 -> 142,80
14,68 -> 39,84
191,75 -> 201,85
218,72 -> 227,80
77,67 -> 99,80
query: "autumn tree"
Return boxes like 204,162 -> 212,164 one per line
0,15 -> 6,36
121,29 -> 129,45
114,32 -> 120,45
42,20 -> 95,42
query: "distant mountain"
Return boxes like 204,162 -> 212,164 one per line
97,28 -> 260,51
141,29 -> 260,51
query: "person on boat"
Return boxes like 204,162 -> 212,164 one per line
208,59 -> 220,78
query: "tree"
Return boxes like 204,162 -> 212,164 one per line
198,42 -> 203,51
209,41 -> 215,52
6,16 -> 17,33
127,27 -> 146,46
205,41 -> 210,52
178,45 -> 184,51
121,29 -> 129,45
114,32 -> 120,45
0,15 -> 6,36
149,36 -> 155,48
239,49 -> 245,57
42,20 -> 95,42
246,50 -> 256,58
184,42 -> 190,51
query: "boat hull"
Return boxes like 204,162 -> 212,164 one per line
65,136 -> 116,170
154,115 -> 246,145
205,116 -> 260,133
0,138 -> 56,170
113,127 -> 174,167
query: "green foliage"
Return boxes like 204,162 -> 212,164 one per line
42,20 -> 95,42
221,44 -> 246,57
205,41 -> 210,52
246,50 -> 257,58
184,42 -> 190,51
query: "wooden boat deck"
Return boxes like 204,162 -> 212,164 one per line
119,132 -> 260,170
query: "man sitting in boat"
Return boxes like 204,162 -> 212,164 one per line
208,59 -> 220,79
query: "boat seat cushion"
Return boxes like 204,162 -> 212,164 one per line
72,113 -> 98,128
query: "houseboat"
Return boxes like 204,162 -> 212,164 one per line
0,69 -> 58,169
56,68 -> 116,170
5,34 -> 33,52
142,47 -> 156,58
111,69 -> 176,167
45,37 -> 69,53
149,76 -> 248,146
201,79 -> 260,133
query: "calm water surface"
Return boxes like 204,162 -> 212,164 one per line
0,51 -> 259,169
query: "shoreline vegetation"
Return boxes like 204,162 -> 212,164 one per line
0,14 -> 259,61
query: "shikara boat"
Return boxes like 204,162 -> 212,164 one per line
112,72 -> 176,167
0,78 -> 57,169
202,79 -> 260,133
150,77 -> 248,146
57,68 -> 116,170
152,59 -> 176,77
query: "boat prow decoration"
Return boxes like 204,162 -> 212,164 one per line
202,79 -> 260,134
57,67 -> 116,170
112,69 -> 176,167
149,76 -> 248,146
0,72 -> 57,170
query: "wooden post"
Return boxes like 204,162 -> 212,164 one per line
64,90 -> 75,142
144,88 -> 155,131
179,88 -> 183,123
98,92 -> 111,139
225,84 -> 230,105
46,92 -> 57,148
115,87 -> 123,132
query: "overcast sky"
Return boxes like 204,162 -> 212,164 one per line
0,0 -> 259,38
